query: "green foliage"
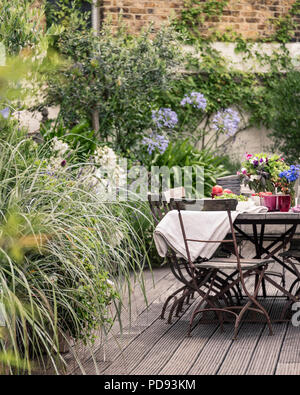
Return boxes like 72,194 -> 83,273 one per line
173,0 -> 300,44
0,0 -> 61,59
266,71 -> 300,163
45,0 -> 91,30
268,0 -> 300,43
40,119 -> 97,160
218,154 -> 241,174
215,192 -> 248,201
0,0 -> 44,56
153,51 -> 256,148
152,39 -> 299,157
172,0 -> 229,43
0,118 -> 151,374
45,23 -> 181,154
147,139 -> 228,197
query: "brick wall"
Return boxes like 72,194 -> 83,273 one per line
100,0 -> 182,31
100,0 -> 300,41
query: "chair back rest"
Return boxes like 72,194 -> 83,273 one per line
148,187 -> 185,224
174,200 -> 239,268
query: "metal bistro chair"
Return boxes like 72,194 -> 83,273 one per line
148,189 -> 242,325
174,198 -> 274,339
219,174 -> 286,296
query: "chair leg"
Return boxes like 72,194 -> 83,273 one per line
167,297 -> 179,324
233,300 -> 252,340
238,267 -> 273,338
188,293 -> 223,336
289,278 -> 300,296
175,289 -> 192,317
161,285 -> 187,320
247,280 -> 273,337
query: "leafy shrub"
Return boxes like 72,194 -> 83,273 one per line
45,0 -> 91,30
45,23 -> 181,154
0,0 -> 44,56
146,139 -> 228,197
0,0 -> 60,58
267,71 -> 300,164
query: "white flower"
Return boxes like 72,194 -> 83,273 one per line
52,137 -> 69,156
94,146 -> 118,168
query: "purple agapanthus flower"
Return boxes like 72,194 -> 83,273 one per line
0,107 -> 10,119
142,133 -> 169,155
152,108 -> 178,129
212,108 -> 240,136
180,92 -> 207,111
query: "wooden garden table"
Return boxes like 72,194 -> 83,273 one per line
234,211 -> 300,320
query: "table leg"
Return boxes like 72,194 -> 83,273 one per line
252,223 -> 267,297
234,223 -> 298,276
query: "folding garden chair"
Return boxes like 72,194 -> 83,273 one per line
148,190 -> 243,325
218,175 -> 285,295
173,199 -> 274,339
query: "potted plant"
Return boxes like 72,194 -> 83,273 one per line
238,153 -> 288,194
238,154 -> 300,211
276,165 -> 300,211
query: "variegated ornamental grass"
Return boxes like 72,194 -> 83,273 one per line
0,120 -> 152,374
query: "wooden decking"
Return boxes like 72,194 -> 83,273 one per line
65,244 -> 300,375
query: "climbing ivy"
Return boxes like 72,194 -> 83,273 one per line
172,0 -> 229,43
166,0 -> 300,157
268,0 -> 300,43
172,0 -> 300,44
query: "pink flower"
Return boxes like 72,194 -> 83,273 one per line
236,171 -> 241,176
281,157 -> 284,161
246,153 -> 253,160
241,167 -> 247,175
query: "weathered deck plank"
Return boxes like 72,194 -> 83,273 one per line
217,298 -> 277,375
67,249 -> 300,375
275,323 -> 300,374
72,273 -> 185,375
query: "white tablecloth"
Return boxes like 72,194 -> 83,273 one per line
154,202 -> 268,262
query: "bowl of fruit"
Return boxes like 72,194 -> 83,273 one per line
209,185 -> 249,211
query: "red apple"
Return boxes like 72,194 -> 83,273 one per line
211,185 -> 223,198
223,189 -> 233,194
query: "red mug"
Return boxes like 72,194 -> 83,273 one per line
262,195 -> 278,211
278,195 -> 291,212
